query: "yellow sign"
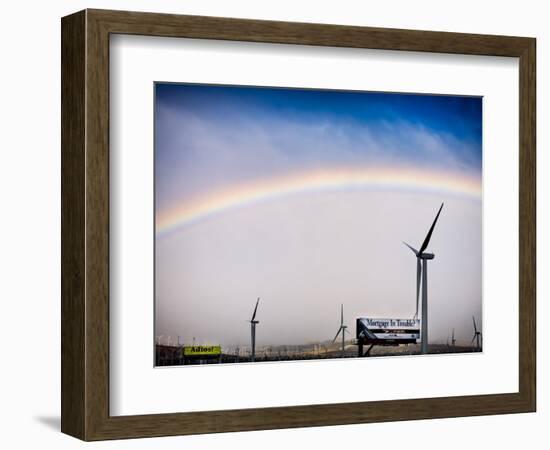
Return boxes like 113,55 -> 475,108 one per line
183,345 -> 221,356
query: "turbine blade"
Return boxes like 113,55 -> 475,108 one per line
332,327 -> 342,343
418,203 -> 444,254
472,316 -> 477,333
471,335 -> 477,345
415,258 -> 421,317
251,297 -> 260,321
341,304 -> 344,326
403,241 -> 419,256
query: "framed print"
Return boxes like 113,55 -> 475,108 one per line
61,9 -> 536,441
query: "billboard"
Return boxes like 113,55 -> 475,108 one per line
357,318 -> 420,344
183,345 -> 222,356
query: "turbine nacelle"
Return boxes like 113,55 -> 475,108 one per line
402,245 -> 434,260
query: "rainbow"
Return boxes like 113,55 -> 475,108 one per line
156,166 -> 481,236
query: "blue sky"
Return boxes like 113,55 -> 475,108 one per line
155,83 -> 482,144
155,83 -> 482,213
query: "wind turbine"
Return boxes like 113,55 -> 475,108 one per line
249,298 -> 260,362
332,304 -> 348,357
403,202 -> 444,354
447,328 -> 456,348
471,316 -> 482,350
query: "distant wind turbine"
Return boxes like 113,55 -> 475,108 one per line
332,304 -> 349,357
249,298 -> 260,362
403,203 -> 444,354
447,328 -> 456,348
471,316 -> 482,350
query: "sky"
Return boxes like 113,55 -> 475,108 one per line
154,83 -> 482,349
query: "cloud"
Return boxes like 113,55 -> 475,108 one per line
156,192 -> 481,347
155,104 -> 481,214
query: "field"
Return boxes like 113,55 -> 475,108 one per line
155,342 -> 481,366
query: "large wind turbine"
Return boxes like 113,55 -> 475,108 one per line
332,304 -> 348,357
249,298 -> 260,362
471,316 -> 482,351
403,203 -> 444,354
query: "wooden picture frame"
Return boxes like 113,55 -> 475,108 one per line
61,9 -> 536,441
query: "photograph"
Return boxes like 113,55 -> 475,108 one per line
154,83 -> 483,366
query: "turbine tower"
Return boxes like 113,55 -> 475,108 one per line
249,298 -> 260,362
451,328 -> 456,347
403,203 -> 444,354
332,304 -> 348,357
471,316 -> 482,350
